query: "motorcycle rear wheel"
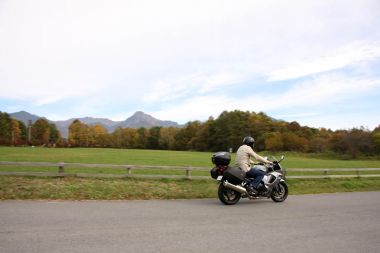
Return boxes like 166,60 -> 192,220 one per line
271,181 -> 288,202
218,182 -> 241,205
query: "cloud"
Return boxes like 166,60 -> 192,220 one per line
199,72 -> 243,93
278,112 -> 321,119
1,0 -> 380,130
288,112 -> 380,131
257,74 -> 380,111
268,41 -> 380,81
143,71 -> 243,103
152,95 -> 235,123
151,72 -> 380,124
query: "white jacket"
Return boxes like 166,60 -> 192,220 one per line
235,144 -> 270,172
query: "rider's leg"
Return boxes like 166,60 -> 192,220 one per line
257,182 -> 267,193
246,168 -> 265,189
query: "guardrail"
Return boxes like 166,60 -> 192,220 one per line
0,161 -> 209,179
0,161 -> 380,179
284,168 -> 380,179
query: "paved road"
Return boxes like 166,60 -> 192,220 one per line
1,192 -> 379,253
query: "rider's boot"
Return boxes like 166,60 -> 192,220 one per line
257,183 -> 268,194
246,185 -> 258,196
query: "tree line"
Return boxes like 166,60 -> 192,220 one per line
1,110 -> 379,157
0,112 -> 60,146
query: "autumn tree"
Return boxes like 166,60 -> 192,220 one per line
329,128 -> 374,158
49,123 -> 60,144
136,128 -> 149,149
264,132 -> 284,151
0,112 -> 11,144
371,125 -> 380,156
31,118 -> 51,145
68,119 -> 90,147
112,127 -> 139,148
190,117 -> 216,151
147,126 -> 161,149
210,111 -> 254,151
159,127 -> 179,150
281,132 -> 309,152
90,124 -> 108,147
174,121 -> 202,150
0,112 -> 27,145
10,119 -> 22,145
308,128 -> 331,153
2,109 -> 378,156
344,128 -> 374,157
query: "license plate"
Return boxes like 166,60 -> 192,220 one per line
217,175 -> 223,181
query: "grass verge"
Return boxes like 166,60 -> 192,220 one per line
1,176 -> 379,200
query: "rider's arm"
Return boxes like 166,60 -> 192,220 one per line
248,148 -> 271,164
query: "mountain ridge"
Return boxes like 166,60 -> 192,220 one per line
9,111 -> 179,138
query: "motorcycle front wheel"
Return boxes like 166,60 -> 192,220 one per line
218,182 -> 241,205
271,181 -> 288,202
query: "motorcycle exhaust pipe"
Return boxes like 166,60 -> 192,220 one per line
223,181 -> 248,195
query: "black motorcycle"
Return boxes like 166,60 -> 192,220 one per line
210,152 -> 288,205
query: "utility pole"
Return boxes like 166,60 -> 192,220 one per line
28,120 -> 32,145
11,130 -> 15,145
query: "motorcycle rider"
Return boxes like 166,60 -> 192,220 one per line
235,136 -> 272,193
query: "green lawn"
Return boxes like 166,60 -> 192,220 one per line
0,147 -> 212,166
1,146 -> 380,177
1,146 -> 380,168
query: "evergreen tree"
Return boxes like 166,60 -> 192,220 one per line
0,112 -> 11,144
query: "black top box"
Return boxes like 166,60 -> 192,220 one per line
211,151 -> 231,166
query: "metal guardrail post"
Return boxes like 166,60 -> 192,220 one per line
324,169 -> 328,178
356,168 -> 360,178
58,162 -> 65,173
127,167 -> 132,176
186,167 -> 191,179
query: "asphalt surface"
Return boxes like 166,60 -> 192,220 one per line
1,192 -> 379,253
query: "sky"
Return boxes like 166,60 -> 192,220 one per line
1,0 -> 380,130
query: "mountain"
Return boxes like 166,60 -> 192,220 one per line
54,117 -> 120,138
9,111 -> 41,125
10,111 -> 179,138
117,111 -> 179,129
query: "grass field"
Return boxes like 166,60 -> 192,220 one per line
1,146 -> 380,176
0,147 -> 211,166
1,146 -> 380,200
1,146 -> 380,168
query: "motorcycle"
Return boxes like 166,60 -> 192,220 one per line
210,151 -> 288,205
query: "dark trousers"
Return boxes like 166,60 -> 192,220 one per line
246,168 -> 265,188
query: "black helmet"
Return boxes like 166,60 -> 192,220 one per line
243,136 -> 255,148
